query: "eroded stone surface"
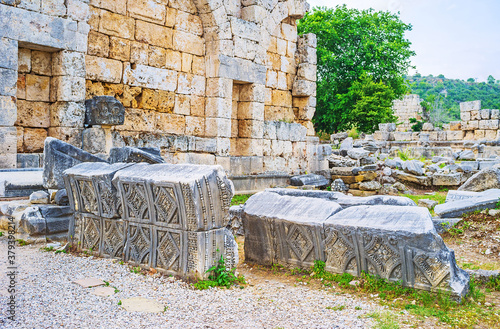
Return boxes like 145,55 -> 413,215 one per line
64,162 -> 238,279
241,189 -> 469,298
85,96 -> 125,126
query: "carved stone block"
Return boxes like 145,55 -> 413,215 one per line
64,162 -> 133,218
108,146 -> 165,164
113,163 -> 234,231
64,162 -> 238,279
85,96 -> 125,126
241,191 -> 469,299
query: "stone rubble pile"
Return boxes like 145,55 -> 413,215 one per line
64,162 -> 238,279
327,133 -> 500,195
240,188 -> 469,299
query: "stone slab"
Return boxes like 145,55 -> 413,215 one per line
290,174 -> 329,188
0,169 -> 43,197
435,189 -> 500,218
121,297 -> 164,313
108,147 -> 165,164
73,277 -> 105,288
92,286 -> 116,297
43,138 -> 107,190
324,205 -> 469,298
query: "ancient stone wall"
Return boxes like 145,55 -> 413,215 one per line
0,0 -> 320,176
82,0 -> 317,175
392,94 -> 422,132
0,0 -> 89,168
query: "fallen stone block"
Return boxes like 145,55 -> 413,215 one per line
432,217 -> 462,234
434,190 -> 500,218
243,191 -> 342,267
394,170 -> 432,187
43,137 -> 106,190
64,162 -> 238,279
432,173 -> 462,186
445,189 -> 500,203
242,191 -> 468,299
108,146 -> 165,164
403,160 -> 424,176
458,167 -> 500,192
30,190 -> 49,204
290,173 -> 329,188
323,205 -> 469,298
0,169 -> 43,197
418,199 -> 438,209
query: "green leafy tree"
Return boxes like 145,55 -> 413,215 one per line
488,75 -> 495,84
297,6 -> 415,133
337,73 -> 396,133
467,78 -> 475,83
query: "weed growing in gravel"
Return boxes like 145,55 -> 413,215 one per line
16,239 -> 30,246
41,246 -> 54,252
54,249 -> 67,254
117,300 -> 122,306
131,266 -> 142,274
0,231 -> 3,237
368,311 -> 400,329
326,305 -> 345,311
486,275 -> 500,291
194,255 -> 245,290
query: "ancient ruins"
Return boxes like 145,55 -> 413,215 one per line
0,0 -> 325,179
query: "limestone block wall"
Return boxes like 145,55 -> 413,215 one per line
392,94 -> 422,132
82,0 -> 317,176
0,0 -> 89,168
460,100 -> 500,140
0,0 -> 318,176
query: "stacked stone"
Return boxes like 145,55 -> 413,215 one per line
64,162 -> 238,279
0,1 -> 89,168
331,167 -> 378,197
392,94 -> 423,132
461,101 -> 500,140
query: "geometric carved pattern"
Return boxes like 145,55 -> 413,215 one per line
103,220 -> 126,258
122,182 -> 149,221
323,227 -> 358,275
152,185 -> 179,225
155,229 -> 181,271
285,223 -> 314,262
127,224 -> 151,265
97,180 -> 117,218
82,216 -> 100,252
362,235 -> 402,282
413,252 -> 451,289
180,183 -> 197,231
78,179 -> 98,214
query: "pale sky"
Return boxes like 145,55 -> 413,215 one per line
306,0 -> 500,82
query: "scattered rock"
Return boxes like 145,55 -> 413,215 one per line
458,168 -> 500,192
358,181 -> 381,191
488,209 -> 500,216
340,137 -> 353,151
54,189 -> 69,206
347,148 -> 369,160
432,173 -> 462,186
331,178 -> 348,192
29,191 -> 49,204
459,150 -> 475,160
403,160 -> 424,176
418,199 -> 438,209
290,174 -> 329,188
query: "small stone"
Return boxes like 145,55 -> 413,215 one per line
29,191 -> 49,204
485,249 -> 492,255
349,280 -> 359,286
418,199 -> 438,209
358,181 -> 381,191
488,209 -> 500,216
331,178 -> 348,192
54,189 -> 69,206
121,297 -> 165,313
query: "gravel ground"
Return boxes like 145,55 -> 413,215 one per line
0,238 -> 383,329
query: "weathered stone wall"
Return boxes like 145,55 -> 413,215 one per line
0,1 -> 89,168
460,100 -> 500,140
0,0 -> 319,176
392,94 -> 422,132
82,0 -> 317,176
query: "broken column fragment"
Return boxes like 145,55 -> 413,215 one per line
43,137 -> 107,190
64,162 -> 238,279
